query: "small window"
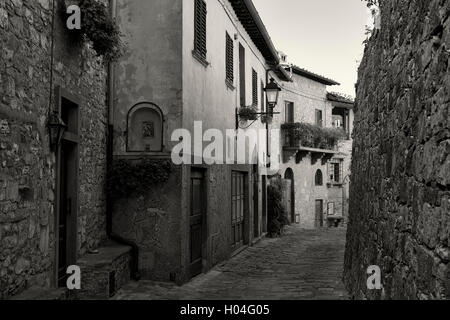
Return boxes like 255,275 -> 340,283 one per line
252,69 -> 258,107
225,32 -> 234,86
315,109 -> 323,127
315,170 -> 323,186
193,0 -> 207,61
285,101 -> 294,123
328,160 -> 343,184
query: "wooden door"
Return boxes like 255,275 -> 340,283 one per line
282,179 -> 292,223
231,171 -> 247,249
315,200 -> 324,228
262,176 -> 267,233
252,165 -> 259,238
57,93 -> 79,287
189,169 -> 206,278
57,141 -> 78,287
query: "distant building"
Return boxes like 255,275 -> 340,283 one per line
272,65 -> 354,229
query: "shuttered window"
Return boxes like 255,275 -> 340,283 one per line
252,69 -> 258,107
260,81 -> 265,112
225,32 -> 234,85
328,160 -> 343,183
194,0 -> 207,61
239,43 -> 245,107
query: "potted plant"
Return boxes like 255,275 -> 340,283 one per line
238,105 -> 258,122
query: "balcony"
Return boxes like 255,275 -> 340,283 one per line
281,122 -> 346,164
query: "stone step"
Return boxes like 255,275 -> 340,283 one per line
11,287 -> 68,300
72,241 -> 132,300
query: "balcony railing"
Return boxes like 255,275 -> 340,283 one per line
281,122 -> 346,151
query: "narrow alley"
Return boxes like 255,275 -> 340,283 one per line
114,227 -> 348,300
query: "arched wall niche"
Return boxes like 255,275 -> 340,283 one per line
126,102 -> 164,152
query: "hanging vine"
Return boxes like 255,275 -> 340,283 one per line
107,159 -> 173,198
62,0 -> 124,62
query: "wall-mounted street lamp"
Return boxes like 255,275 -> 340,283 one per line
264,78 -> 282,117
48,111 -> 67,150
235,78 -> 282,129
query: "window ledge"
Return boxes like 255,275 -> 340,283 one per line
327,182 -> 343,187
192,50 -> 209,68
225,78 -> 235,90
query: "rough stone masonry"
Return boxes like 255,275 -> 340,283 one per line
344,0 -> 450,299
0,0 -> 108,298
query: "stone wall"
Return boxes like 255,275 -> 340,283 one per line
0,0 -> 108,298
344,0 -> 450,299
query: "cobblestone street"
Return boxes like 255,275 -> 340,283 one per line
114,226 -> 348,300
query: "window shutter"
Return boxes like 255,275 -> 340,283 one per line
194,0 -> 207,60
260,81 -> 265,112
239,43 -> 245,107
225,33 -> 234,84
252,69 -> 258,107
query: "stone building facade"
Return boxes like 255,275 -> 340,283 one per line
344,0 -> 450,299
273,65 -> 354,229
0,0 -> 110,298
110,0 -> 290,284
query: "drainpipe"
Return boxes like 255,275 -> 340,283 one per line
265,69 -> 271,169
105,0 -> 140,281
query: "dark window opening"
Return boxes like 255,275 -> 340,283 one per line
315,169 -> 323,186
285,101 -> 294,123
332,107 -> 350,139
315,109 -> 323,127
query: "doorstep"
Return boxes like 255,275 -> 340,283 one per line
72,241 -> 132,300
10,287 -> 67,300
231,245 -> 249,258
251,232 -> 267,245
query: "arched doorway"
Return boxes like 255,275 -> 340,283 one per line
284,168 -> 295,223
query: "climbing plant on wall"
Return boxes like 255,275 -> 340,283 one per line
267,177 -> 289,237
62,0 -> 124,62
107,159 -> 172,198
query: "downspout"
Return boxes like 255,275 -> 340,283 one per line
106,0 -> 140,281
48,0 -> 56,117
265,69 -> 271,169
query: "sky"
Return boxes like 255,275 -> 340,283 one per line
253,0 -> 369,97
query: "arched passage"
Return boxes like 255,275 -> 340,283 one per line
284,168 -> 296,224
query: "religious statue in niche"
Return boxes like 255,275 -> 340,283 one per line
142,121 -> 155,138
127,103 -> 164,152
